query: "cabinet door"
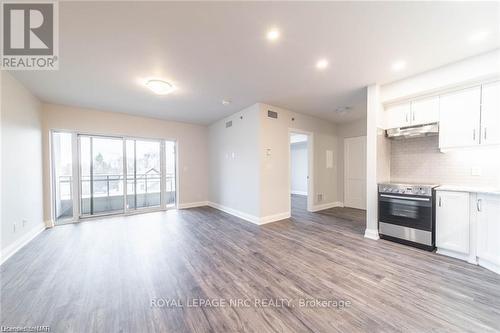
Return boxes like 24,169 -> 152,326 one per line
439,87 -> 481,149
481,81 -> 500,146
411,96 -> 439,126
384,102 -> 411,129
476,194 -> 500,266
436,191 -> 470,254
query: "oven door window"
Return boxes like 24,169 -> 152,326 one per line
379,194 -> 432,231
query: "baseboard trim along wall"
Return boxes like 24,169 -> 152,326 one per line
309,201 -> 344,212
207,202 -> 290,225
178,201 -> 209,209
0,224 -> 47,266
364,228 -> 380,240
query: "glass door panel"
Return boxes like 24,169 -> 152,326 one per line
52,132 -> 74,223
135,140 -> 161,208
79,135 -> 124,217
165,141 -> 176,207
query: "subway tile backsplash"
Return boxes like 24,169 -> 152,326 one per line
390,136 -> 500,187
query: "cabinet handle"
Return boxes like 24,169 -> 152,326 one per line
406,113 -> 409,123
473,129 -> 476,141
477,199 -> 482,212
412,112 -> 415,121
484,127 -> 487,141
438,196 -> 442,207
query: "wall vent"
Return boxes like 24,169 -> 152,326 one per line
225,121 -> 232,128
267,110 -> 278,119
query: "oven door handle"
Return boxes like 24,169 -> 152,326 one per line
380,194 -> 430,201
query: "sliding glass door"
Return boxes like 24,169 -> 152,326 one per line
52,132 -> 74,224
79,135 -> 125,217
51,131 -> 177,222
165,141 -> 176,207
126,139 -> 161,210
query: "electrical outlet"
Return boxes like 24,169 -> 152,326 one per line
317,194 -> 323,202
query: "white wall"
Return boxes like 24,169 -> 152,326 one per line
1,72 -> 45,261
42,103 -> 209,222
336,117 -> 367,203
290,141 -> 308,195
208,104 -> 261,218
258,103 -> 339,217
208,102 -> 339,222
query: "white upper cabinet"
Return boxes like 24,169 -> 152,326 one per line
384,96 -> 439,129
384,102 -> 411,129
436,190 -> 470,255
439,86 -> 481,149
410,96 -> 440,126
480,81 -> 500,146
476,194 -> 500,271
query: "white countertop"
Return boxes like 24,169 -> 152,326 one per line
436,185 -> 500,195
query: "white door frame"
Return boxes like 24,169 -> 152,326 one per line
288,128 -> 314,212
344,135 -> 367,210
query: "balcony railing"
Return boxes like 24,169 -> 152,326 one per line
57,173 -> 176,200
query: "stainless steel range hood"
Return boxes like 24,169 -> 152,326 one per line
386,123 -> 439,139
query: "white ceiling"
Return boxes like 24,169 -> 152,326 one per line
9,1 -> 500,124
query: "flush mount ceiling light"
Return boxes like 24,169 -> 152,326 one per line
468,30 -> 490,43
266,28 -> 280,41
391,60 -> 407,72
222,99 -> 231,105
316,59 -> 329,70
145,79 -> 175,95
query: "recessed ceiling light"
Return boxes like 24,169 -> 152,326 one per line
391,60 -> 406,72
222,99 -> 231,105
266,28 -> 280,41
145,79 -> 175,95
468,30 -> 490,43
316,59 -> 329,70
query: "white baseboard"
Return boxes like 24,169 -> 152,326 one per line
178,201 -> 209,209
1,224 -> 47,266
309,201 -> 343,212
208,202 -> 290,225
436,248 -> 470,262
260,211 -> 291,224
291,190 -> 308,196
364,228 -> 380,240
477,258 -> 500,275
208,202 -> 260,224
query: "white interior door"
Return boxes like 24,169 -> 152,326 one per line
344,136 -> 367,210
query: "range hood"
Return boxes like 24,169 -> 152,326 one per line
386,123 -> 439,139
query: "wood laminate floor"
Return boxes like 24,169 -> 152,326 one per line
1,196 -> 499,332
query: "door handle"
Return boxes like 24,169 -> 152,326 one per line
477,199 -> 482,212
438,196 -> 442,207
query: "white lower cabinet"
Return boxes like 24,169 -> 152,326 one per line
436,190 -> 500,274
476,194 -> 500,274
436,191 -> 470,258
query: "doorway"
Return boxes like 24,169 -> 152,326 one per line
344,136 -> 367,210
289,131 -> 312,214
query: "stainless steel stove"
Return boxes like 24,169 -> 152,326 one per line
378,183 -> 439,251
